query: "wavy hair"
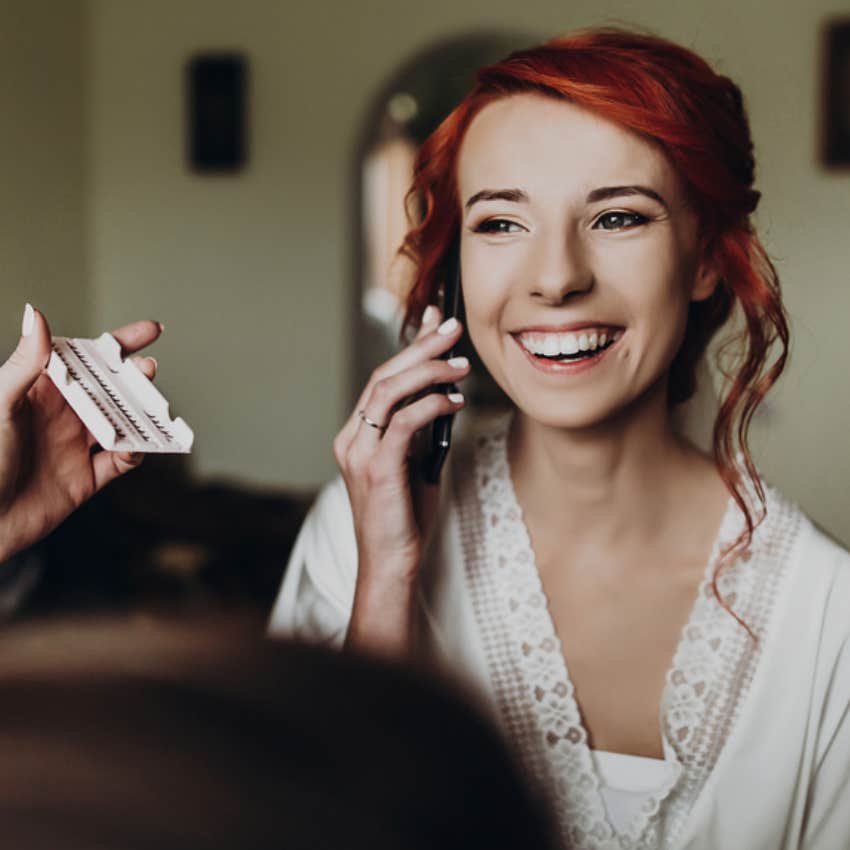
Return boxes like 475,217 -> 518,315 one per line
399,27 -> 790,639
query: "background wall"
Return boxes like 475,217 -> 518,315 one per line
3,1 -> 847,543
0,1 -> 88,355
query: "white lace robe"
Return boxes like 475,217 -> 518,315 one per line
269,418 -> 850,850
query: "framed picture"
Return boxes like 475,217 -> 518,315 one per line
822,18 -> 850,167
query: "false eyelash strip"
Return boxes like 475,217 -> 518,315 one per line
46,333 -> 194,454
65,340 -> 154,443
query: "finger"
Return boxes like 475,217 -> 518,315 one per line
361,317 -> 462,404
0,304 -> 52,419
371,391 -> 465,475
132,355 -> 158,380
339,317 -> 464,454
358,356 -> 469,438
92,450 -> 144,493
109,319 -> 163,355
414,304 -> 442,340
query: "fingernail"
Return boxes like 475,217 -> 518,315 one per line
156,321 -> 165,333
422,305 -> 438,325
448,392 -> 465,403
437,317 -> 459,336
149,357 -> 158,370
447,356 -> 469,369
22,303 -> 34,337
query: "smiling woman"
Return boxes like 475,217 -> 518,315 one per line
270,28 -> 850,850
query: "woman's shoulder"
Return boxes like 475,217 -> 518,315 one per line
792,505 -> 850,610
757,480 -> 850,642
760,479 -> 850,577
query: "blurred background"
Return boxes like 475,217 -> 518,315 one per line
0,0 -> 848,622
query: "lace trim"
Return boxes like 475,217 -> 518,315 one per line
453,438 -> 553,798
457,419 -> 800,850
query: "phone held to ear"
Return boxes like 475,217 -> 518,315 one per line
423,243 -> 462,485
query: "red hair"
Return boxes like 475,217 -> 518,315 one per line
400,27 -> 790,639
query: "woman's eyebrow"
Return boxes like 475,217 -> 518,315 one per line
464,188 -> 529,210
585,185 -> 669,210
464,185 -> 669,211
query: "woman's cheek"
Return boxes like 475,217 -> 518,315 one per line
461,244 -> 511,322
461,286 -> 496,357
461,277 -> 508,376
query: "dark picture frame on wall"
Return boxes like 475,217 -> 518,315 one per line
821,18 -> 850,168
186,52 -> 249,173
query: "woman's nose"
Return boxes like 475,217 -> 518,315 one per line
528,231 -> 593,304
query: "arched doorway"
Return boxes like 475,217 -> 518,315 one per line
350,31 -> 538,406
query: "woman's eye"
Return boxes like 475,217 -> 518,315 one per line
474,219 -> 524,234
593,212 -> 647,230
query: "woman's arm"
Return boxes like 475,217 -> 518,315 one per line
268,475 -> 421,658
330,306 -> 467,660
343,571 -> 418,657
0,305 -> 160,563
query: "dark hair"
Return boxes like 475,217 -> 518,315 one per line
0,616 -> 559,850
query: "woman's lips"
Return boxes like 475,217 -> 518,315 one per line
510,331 -> 623,375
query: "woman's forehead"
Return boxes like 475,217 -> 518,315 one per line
457,93 -> 678,204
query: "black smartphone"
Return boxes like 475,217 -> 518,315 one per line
422,241 -> 462,485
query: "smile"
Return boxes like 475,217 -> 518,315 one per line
511,327 -> 625,374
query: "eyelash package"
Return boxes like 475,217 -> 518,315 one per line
47,333 -> 194,454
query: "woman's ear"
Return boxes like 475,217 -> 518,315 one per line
690,249 -> 721,303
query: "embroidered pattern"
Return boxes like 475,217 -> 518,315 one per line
456,421 -> 800,850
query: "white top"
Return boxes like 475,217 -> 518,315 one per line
593,749 -> 680,835
269,415 -> 850,850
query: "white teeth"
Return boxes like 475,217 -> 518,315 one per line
559,334 -> 580,355
517,328 -> 621,357
543,336 -> 560,357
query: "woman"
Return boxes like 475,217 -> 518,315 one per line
270,28 -> 850,850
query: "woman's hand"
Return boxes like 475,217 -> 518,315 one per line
334,306 -> 469,655
0,305 -> 161,563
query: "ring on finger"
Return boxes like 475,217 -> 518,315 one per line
358,409 -> 388,434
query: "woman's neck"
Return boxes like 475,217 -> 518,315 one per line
507,381 -> 711,560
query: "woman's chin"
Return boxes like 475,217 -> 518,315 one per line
511,396 -> 622,432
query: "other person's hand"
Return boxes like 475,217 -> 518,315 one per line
333,306 -> 468,655
0,305 -> 161,562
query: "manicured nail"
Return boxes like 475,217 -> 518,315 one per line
447,356 -> 469,369
448,392 -> 465,403
422,305 -> 438,325
437,317 -> 459,335
22,303 -> 34,337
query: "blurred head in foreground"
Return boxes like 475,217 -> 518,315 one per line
0,615 -> 558,850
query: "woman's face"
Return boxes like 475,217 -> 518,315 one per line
456,93 -> 717,430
